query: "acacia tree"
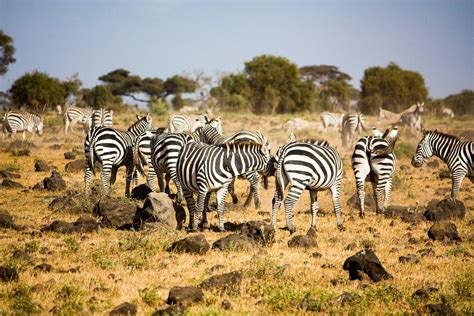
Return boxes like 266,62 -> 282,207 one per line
9,71 -> 66,112
359,62 -> 428,114
0,30 -> 16,76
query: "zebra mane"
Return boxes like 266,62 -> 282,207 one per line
220,141 -> 263,149
425,130 -> 460,141
127,113 -> 151,132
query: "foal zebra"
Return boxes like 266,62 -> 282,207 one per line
272,142 -> 344,233
84,114 -> 152,197
341,112 -> 367,147
2,111 -> 44,141
91,109 -> 113,130
412,130 -> 473,201
177,141 -> 272,231
399,102 -> 424,133
351,127 -> 399,217
320,111 -> 343,128
199,124 -> 270,208
166,113 -> 210,133
64,107 -> 92,135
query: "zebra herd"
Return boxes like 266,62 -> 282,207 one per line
1,107 -> 472,233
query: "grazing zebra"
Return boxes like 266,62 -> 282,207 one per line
399,102 -> 424,133
351,127 -> 399,217
166,113 -> 211,133
272,142 -> 345,233
199,123 -> 270,208
84,114 -> 152,197
440,107 -> 454,119
132,127 -> 166,191
379,108 -> 397,120
341,112 -> 367,147
2,111 -> 44,141
63,107 -> 92,135
320,111 -> 343,128
289,132 -> 330,147
412,130 -> 473,201
91,109 -> 113,130
177,141 -> 273,231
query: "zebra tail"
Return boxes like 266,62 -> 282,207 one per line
87,131 -> 98,176
132,140 -> 146,177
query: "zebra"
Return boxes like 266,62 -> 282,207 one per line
440,107 -> 454,119
91,109 -> 113,130
351,127 -> 399,217
199,123 -> 270,208
399,102 -> 424,133
271,142 -> 345,233
379,107 -> 397,120
63,107 -> 92,135
341,112 -> 367,147
84,114 -> 152,197
412,130 -> 473,201
132,127 -> 166,191
177,141 -> 272,231
320,111 -> 343,128
2,111 -> 44,141
166,113 -> 211,133
289,132 -> 330,147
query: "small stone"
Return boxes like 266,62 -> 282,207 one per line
0,266 -> 19,282
398,254 -> 420,264
110,302 -> 137,315
345,242 -> 357,250
34,263 -> 53,272
200,271 -> 242,295
63,151 -> 76,160
167,286 -> 204,306
221,300 -> 232,310
35,160 -> 50,172
169,235 -> 210,254
321,263 -> 336,269
311,252 -> 322,258
30,283 -> 44,293
152,305 -> 185,316
1,179 -> 24,188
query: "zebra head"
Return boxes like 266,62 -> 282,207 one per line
128,113 -> 153,136
369,127 -> 399,155
36,118 -> 44,136
207,117 -> 224,135
412,129 -> 433,167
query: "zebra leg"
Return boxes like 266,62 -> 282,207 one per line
183,189 -> 197,230
450,171 -> 466,201
194,190 -> 208,231
355,178 -> 366,218
64,119 -> 69,135
200,192 -> 211,229
309,189 -> 318,230
384,177 -> 393,210
215,186 -> 229,232
131,169 -> 139,188
101,162 -> 113,195
271,189 -> 283,229
284,183 -> 306,234
373,182 -> 385,214
146,160 -> 156,191
110,166 -> 118,186
22,131 -> 26,141
228,178 -> 239,204
84,162 -> 94,191
244,172 -> 260,208
165,173 -> 171,195
125,163 -> 134,197
156,172 -> 165,193
331,180 -> 345,231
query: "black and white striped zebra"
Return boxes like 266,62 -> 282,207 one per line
199,123 -> 270,208
63,107 -> 92,135
84,114 -> 152,197
351,127 -> 399,217
2,111 -> 44,141
177,141 -> 272,231
320,111 -> 343,128
272,142 -> 345,233
91,109 -> 113,130
341,112 -> 367,147
399,102 -> 424,133
132,127 -> 166,191
412,130 -> 473,201
166,113 -> 212,133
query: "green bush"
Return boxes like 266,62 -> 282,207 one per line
140,287 -> 159,306
395,142 -> 416,160
453,272 -> 474,299
10,285 -> 40,315
148,98 -> 169,117
53,285 -> 84,315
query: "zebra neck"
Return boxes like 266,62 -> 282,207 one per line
430,136 -> 457,162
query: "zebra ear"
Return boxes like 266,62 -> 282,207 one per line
136,114 -> 141,120
290,133 -> 297,142
146,113 -> 152,122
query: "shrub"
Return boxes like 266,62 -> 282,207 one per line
140,287 -> 159,306
53,285 -> 84,315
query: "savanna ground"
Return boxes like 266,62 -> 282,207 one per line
0,110 -> 473,315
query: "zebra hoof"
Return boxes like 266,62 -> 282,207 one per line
232,197 -> 238,205
359,213 -> 365,218
337,224 -> 345,232
288,227 -> 296,235
200,222 -> 210,229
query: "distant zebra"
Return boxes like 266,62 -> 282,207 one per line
320,111 -> 343,128
440,107 -> 454,119
412,130 -> 473,201
177,141 -> 272,231
379,108 -> 397,120
399,102 -> 424,133
132,127 -> 166,191
63,107 -> 92,135
84,114 -> 152,197
289,132 -> 330,147
166,113 -> 212,133
91,109 -> 113,130
272,142 -> 344,233
2,111 -> 44,141
351,127 -> 399,217
341,112 -> 367,147
199,123 -> 270,208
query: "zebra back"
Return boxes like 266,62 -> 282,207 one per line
4,111 -> 43,135
342,112 -> 366,133
91,109 -> 113,129
289,132 -> 330,147
167,113 -> 208,133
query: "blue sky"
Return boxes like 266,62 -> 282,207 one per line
0,0 -> 472,99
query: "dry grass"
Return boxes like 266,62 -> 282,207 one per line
0,110 -> 473,315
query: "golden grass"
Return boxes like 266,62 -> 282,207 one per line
0,110 -> 473,315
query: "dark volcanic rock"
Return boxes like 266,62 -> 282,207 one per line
212,233 -> 257,251
135,192 -> 182,229
109,302 -> 137,315
34,263 -> 53,272
64,159 -> 85,173
34,160 -> 50,172
424,199 -> 465,221
131,184 -> 152,201
240,220 -> 275,247
412,287 -> 438,300
288,227 -> 318,249
63,151 -> 76,160
424,304 -> 455,316
42,220 -> 76,233
167,286 -> 204,306
0,266 -> 19,282
48,195 -> 77,212
43,172 -> 66,191
199,271 -> 242,295
343,249 -> 392,282
152,305 -> 186,316
384,205 -> 424,224
1,179 -> 24,188
74,215 -> 99,232
428,222 -> 461,242
94,197 -> 138,229
347,193 -> 376,212
0,210 -> 16,229
398,254 -> 420,264
0,170 -> 20,179
169,234 -> 210,254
